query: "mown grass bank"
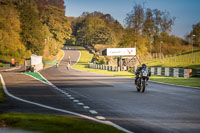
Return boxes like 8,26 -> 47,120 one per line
143,50 -> 200,69
71,46 -> 200,88
0,113 -> 123,133
150,76 -> 200,87
43,50 -> 64,68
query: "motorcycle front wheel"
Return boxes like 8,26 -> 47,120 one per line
141,80 -> 146,92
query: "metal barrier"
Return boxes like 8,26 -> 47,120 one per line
88,63 -> 195,78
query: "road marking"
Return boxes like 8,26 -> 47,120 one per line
14,70 -> 133,133
96,116 -> 106,120
89,110 -> 98,114
69,97 -> 74,100
83,106 -> 90,109
77,103 -> 84,105
73,100 -> 79,103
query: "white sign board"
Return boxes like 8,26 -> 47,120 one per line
107,48 -> 136,56
31,54 -> 43,65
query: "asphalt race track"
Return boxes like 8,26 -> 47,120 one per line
1,49 -> 200,133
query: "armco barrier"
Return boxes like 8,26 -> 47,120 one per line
88,63 -> 117,72
88,63 -> 193,78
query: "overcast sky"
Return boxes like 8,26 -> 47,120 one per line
64,0 -> 200,38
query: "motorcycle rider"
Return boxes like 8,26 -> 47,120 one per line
135,64 -> 150,85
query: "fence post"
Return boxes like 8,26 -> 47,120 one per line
165,67 -> 169,76
173,68 -> 179,77
151,67 -> 155,75
157,67 -> 161,76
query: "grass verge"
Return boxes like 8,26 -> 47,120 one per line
0,113 -> 123,133
143,50 -> 200,69
149,76 -> 200,88
44,50 -> 64,68
0,79 -> 4,103
72,46 -> 200,88
72,47 -> 135,78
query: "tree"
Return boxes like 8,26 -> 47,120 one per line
17,0 -> 46,55
187,22 -> 200,47
122,4 -> 176,56
0,2 -> 27,58
143,8 -> 155,37
75,16 -> 113,45
125,4 -> 144,35
40,5 -> 71,55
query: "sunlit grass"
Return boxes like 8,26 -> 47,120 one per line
72,46 -> 200,88
0,113 -> 123,133
150,76 -> 200,87
44,50 -> 64,68
72,48 -> 135,78
143,50 -> 200,69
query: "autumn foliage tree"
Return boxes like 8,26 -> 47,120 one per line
120,4 -> 186,57
71,12 -> 124,47
0,0 -> 71,61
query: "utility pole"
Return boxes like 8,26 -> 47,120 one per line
160,41 -> 163,62
192,35 -> 195,63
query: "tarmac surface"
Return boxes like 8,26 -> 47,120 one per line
1,49 -> 200,133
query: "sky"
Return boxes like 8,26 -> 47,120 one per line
64,0 -> 200,38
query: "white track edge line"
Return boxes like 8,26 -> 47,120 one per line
0,74 -> 133,133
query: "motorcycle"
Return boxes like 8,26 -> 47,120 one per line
135,69 -> 149,92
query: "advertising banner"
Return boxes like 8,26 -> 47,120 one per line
106,48 -> 136,56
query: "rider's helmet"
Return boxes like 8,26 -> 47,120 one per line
142,64 -> 147,69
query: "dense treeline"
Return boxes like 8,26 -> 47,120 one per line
69,11 -> 124,48
0,1 -> 199,62
187,22 -> 200,47
0,0 -> 71,61
121,4 -> 190,56
71,4 -> 199,58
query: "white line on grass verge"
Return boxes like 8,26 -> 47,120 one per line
0,74 -> 133,133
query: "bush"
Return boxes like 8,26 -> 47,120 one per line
96,56 -> 107,64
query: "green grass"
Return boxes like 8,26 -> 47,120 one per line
44,50 -> 64,68
143,50 -> 200,69
150,76 -> 200,87
0,62 -> 3,67
24,72 -> 48,83
0,113 -> 123,133
0,79 -> 4,103
72,47 -> 135,78
72,46 -> 200,88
